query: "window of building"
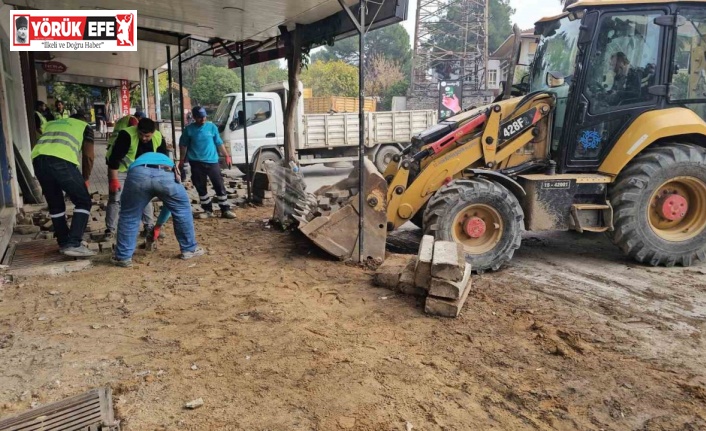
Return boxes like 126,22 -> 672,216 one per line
488,70 -> 498,87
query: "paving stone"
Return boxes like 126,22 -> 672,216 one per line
431,241 -> 465,281
414,235 -> 434,289
398,257 -> 427,297
373,256 -> 410,289
429,263 -> 472,300
425,274 -> 472,318
14,225 -> 40,235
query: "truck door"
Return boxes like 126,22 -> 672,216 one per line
561,8 -> 666,172
231,98 -> 278,164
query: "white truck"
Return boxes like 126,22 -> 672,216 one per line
212,82 -> 438,173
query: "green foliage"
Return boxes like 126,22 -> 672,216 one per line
49,82 -> 93,111
301,60 -> 359,97
379,80 -> 409,111
244,61 -> 288,91
190,65 -> 241,107
313,24 -> 412,73
489,0 -> 514,53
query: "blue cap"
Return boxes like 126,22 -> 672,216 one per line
134,110 -> 145,119
192,106 -> 207,118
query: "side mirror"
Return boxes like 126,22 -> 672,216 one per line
229,121 -> 237,132
546,71 -> 565,88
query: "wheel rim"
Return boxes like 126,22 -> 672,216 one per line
648,176 -> 706,242
452,204 -> 503,254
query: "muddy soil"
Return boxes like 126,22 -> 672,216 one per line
0,206 -> 704,430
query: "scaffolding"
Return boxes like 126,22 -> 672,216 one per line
409,0 -> 492,111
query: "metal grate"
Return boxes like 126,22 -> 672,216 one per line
2,239 -> 73,269
0,387 -> 118,431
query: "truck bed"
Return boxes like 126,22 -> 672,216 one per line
301,110 -> 437,149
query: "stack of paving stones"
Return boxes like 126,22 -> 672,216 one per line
374,235 -> 472,318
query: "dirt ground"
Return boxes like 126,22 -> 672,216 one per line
0,205 -> 705,430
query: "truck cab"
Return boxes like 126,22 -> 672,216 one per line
212,91 -> 287,169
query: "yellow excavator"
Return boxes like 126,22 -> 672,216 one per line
292,0 -> 706,272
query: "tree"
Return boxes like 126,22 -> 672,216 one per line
365,54 -> 405,99
244,61 -> 288,91
190,65 -> 241,107
313,23 -> 412,73
489,0 -> 514,53
49,82 -> 93,111
301,60 -> 359,97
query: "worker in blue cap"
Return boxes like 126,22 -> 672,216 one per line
178,106 -> 235,219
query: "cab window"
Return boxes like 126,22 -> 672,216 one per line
585,13 -> 662,115
233,101 -> 272,129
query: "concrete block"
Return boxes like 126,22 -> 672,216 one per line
373,256 -> 409,289
425,274 -> 472,318
399,257 -> 427,297
414,235 -> 435,289
431,241 -> 465,281
429,263 -> 472,300
9,259 -> 92,278
14,225 -> 40,235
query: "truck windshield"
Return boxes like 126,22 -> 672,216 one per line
213,96 -> 235,129
530,17 -> 581,92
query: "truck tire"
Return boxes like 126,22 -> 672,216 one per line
609,143 -> 706,267
423,178 -> 524,272
375,145 -> 401,173
257,150 -> 282,172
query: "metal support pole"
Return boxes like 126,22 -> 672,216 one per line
153,68 -> 162,121
166,46 -> 177,162
357,0 -> 366,263
239,42 -> 252,202
178,36 -> 186,131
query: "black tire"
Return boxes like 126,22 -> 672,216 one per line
423,178 -> 524,272
257,150 -> 282,172
609,143 -> 706,267
374,145 -> 401,173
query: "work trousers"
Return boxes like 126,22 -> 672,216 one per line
33,155 -> 92,248
105,170 -> 155,233
114,166 -> 197,260
190,161 -> 230,213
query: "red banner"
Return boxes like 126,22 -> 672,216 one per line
120,79 -> 130,116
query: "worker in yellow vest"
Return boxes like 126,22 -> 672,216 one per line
106,112 -> 139,158
53,100 -> 70,120
31,110 -> 95,257
34,100 -> 50,140
105,117 -> 167,238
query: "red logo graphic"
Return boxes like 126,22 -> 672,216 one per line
115,14 -> 134,46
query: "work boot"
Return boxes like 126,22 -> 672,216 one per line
61,245 -> 97,258
197,212 -> 214,220
180,247 -> 206,260
111,256 -> 133,267
221,210 -> 236,219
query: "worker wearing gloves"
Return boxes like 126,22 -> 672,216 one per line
112,151 -> 204,267
31,111 -> 95,257
106,117 -> 166,238
178,106 -> 236,219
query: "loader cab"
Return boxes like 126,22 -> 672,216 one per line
532,4 -> 675,173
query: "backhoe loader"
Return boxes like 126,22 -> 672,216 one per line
292,0 -> 706,272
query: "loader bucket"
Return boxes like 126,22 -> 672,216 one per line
295,159 -> 388,263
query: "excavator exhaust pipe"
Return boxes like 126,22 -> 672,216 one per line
294,159 -> 388,263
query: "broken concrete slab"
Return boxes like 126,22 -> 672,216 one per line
9,259 -> 92,278
425,275 -> 472,318
414,235 -> 435,289
429,263 -> 472,300
431,241 -> 465,282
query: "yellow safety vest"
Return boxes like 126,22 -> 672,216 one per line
107,115 -> 136,150
35,111 -> 48,134
107,126 -> 162,172
54,109 -> 70,119
31,118 -> 87,166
